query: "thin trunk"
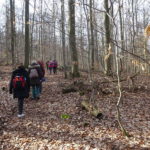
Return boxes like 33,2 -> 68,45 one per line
90,0 -> 95,70
5,0 -> 10,64
39,0 -> 43,60
83,0 -> 92,80
61,0 -> 67,78
10,0 -> 15,65
53,0 -> 56,60
30,0 -> 37,62
24,0 -> 30,67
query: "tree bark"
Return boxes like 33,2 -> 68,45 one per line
104,0 -> 112,75
90,0 -> 95,70
24,0 -> 30,68
61,0 -> 67,78
10,0 -> 15,65
69,0 -> 80,77
30,0 -> 36,62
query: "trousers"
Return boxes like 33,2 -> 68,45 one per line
18,98 -> 24,114
32,85 -> 40,98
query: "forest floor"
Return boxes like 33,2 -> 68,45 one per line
0,66 -> 150,150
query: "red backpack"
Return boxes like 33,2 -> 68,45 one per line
13,76 -> 26,89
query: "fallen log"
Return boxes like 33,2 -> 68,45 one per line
100,72 -> 139,84
81,100 -> 103,119
62,87 -> 77,94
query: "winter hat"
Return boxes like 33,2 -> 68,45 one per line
31,60 -> 37,65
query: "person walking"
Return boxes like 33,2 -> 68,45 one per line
48,60 -> 53,74
9,63 -> 30,118
37,60 -> 45,94
46,60 -> 49,70
28,61 -> 42,100
53,60 -> 58,74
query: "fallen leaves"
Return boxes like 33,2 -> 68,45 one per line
0,66 -> 150,149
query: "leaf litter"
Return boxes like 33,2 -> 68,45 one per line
0,66 -> 150,150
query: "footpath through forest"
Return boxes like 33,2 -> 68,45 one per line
0,66 -> 150,150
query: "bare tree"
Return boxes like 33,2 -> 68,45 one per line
10,0 -> 15,65
24,0 -> 30,67
61,0 -> 67,78
104,0 -> 112,75
69,0 -> 80,77
89,0 -> 95,70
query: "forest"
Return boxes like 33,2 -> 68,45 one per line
0,0 -> 150,149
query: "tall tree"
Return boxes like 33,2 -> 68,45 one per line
61,0 -> 67,78
30,0 -> 37,62
10,0 -> 15,65
118,0 -> 125,50
69,0 -> 80,77
89,0 -> 95,70
24,0 -> 30,67
104,0 -> 112,75
5,0 -> 10,64
39,0 -> 43,60
52,0 -> 57,60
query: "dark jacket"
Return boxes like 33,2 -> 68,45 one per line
28,63 -> 43,86
37,61 -> 45,78
9,66 -> 30,99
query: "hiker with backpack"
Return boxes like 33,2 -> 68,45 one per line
9,63 -> 30,118
28,61 -> 43,100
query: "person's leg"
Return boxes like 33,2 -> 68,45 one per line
53,67 -> 56,74
39,82 -> 42,94
51,68 -> 53,74
32,86 -> 36,99
35,85 -> 40,99
49,68 -> 51,74
40,82 -> 42,93
18,98 -> 24,115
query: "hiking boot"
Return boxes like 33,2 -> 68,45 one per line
17,114 -> 25,118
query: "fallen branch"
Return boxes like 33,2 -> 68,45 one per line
81,100 -> 103,119
100,72 -> 139,84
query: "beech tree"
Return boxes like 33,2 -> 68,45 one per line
104,0 -> 112,75
69,0 -> 80,77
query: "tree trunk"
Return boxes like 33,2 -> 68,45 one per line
69,0 -> 80,77
61,0 -> 67,78
104,0 -> 112,75
5,0 -> 10,64
30,0 -> 36,63
24,0 -> 30,68
90,0 -> 95,70
52,0 -> 57,60
10,0 -> 15,65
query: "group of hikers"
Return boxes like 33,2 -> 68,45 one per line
46,60 -> 58,74
9,60 -> 58,118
